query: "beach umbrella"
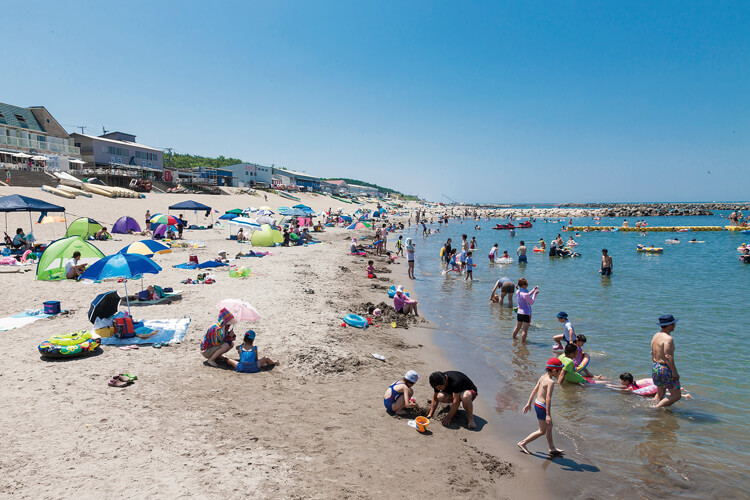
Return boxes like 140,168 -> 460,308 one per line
226,208 -> 244,214
36,216 -> 66,224
80,253 -> 162,313
254,215 -> 276,226
258,205 -> 272,211
257,209 -> 274,216
228,217 -> 261,229
346,221 -> 372,230
215,299 -> 261,322
218,213 -> 239,221
118,240 -> 172,257
150,214 -> 180,226
88,291 -> 121,324
278,208 -> 308,217
244,207 -> 259,213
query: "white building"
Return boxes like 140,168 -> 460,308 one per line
220,163 -> 273,187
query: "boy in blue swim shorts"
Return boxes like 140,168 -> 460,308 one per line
518,358 -> 564,455
650,315 -> 682,407
226,330 -> 279,374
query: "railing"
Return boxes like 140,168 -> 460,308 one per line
0,135 -> 80,155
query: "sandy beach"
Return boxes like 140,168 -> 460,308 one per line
0,186 -> 548,499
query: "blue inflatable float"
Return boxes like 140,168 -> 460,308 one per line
387,286 -> 410,299
343,314 -> 368,330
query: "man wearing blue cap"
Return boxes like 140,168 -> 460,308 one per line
651,315 -> 681,407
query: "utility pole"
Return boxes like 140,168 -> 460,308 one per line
75,125 -> 87,134
164,148 -> 174,169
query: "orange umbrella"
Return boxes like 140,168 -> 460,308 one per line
36,216 -> 66,224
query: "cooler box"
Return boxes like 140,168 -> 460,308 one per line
43,301 -> 61,315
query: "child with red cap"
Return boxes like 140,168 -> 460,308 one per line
518,357 -> 565,456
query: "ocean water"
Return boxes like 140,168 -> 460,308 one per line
407,212 -> 749,499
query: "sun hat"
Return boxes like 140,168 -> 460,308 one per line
657,314 -> 678,327
404,370 -> 419,383
396,285 -> 404,293
244,330 -> 256,340
546,358 -> 563,369
556,311 -> 568,319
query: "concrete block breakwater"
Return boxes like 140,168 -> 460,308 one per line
558,203 -> 749,217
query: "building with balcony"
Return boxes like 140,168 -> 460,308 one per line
0,102 -> 80,170
70,131 -> 163,171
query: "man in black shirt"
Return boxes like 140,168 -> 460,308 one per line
427,371 -> 478,429
443,238 -> 452,267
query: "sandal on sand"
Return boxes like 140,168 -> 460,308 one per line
117,345 -> 139,351
152,342 -> 163,349
118,373 -> 137,383
108,377 -> 130,388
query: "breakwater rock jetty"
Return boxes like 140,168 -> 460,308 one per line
558,203 -> 750,217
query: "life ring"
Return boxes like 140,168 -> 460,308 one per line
343,314 -> 368,330
21,249 -> 32,263
38,331 -> 101,358
632,378 -> 658,396
49,330 -> 91,346
533,246 -> 544,252
495,257 -> 513,264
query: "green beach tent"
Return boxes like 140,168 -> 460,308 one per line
65,217 -> 104,239
36,236 -> 105,280
250,224 -> 283,247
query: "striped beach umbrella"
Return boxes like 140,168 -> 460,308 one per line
150,214 -> 180,226
118,240 -> 172,257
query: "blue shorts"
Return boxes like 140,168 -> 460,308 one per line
236,361 -> 260,374
601,267 -> 611,276
518,255 -> 527,263
534,403 -> 546,420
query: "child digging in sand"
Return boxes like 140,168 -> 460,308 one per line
518,358 -> 565,456
383,370 -> 420,414
366,260 -> 377,278
226,330 -> 278,373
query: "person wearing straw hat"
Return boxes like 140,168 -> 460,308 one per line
651,315 -> 682,408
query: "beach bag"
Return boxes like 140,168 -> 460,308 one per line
114,317 -> 135,339
189,254 -> 198,264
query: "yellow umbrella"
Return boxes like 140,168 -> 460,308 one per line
258,205 -> 272,211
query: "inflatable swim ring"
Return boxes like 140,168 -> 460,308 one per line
737,245 -> 748,252
349,251 -> 366,256
665,239 -> 680,244
575,354 -> 590,373
495,257 -> 513,264
21,249 -> 32,263
38,331 -> 101,358
533,246 -> 544,252
343,314 -> 368,330
387,285 -> 410,298
632,378 -> 658,396
440,247 -> 445,258
566,242 -> 578,247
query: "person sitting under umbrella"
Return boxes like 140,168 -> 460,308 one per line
65,251 -> 88,280
200,308 -> 238,367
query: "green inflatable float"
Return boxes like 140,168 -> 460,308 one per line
36,236 -> 105,280
65,217 -> 104,239
250,224 -> 283,247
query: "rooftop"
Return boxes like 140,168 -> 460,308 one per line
71,133 -> 161,152
0,102 -> 45,133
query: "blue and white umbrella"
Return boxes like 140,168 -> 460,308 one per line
80,253 -> 162,313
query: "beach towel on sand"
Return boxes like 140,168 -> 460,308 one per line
0,311 -> 54,331
100,318 -> 191,346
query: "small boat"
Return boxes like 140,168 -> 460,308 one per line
278,191 -> 301,201
517,221 -> 533,228
492,223 -> 515,230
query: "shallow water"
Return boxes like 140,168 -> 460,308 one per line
406,212 -> 749,498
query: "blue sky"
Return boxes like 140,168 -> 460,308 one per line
4,1 -> 748,202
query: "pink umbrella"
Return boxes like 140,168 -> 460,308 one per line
215,299 -> 261,322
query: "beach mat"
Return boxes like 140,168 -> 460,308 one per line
100,317 -> 191,346
0,311 -> 54,332
130,291 -> 183,306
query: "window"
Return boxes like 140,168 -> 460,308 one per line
46,118 -> 50,124
15,114 -> 26,123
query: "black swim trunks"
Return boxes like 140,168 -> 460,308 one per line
517,313 -> 531,323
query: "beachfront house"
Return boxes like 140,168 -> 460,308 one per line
0,102 -> 81,171
219,163 -> 273,188
271,167 -> 321,192
323,179 -> 349,195
349,184 -> 381,198
71,132 -> 163,171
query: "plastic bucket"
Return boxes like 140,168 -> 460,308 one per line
415,416 -> 429,433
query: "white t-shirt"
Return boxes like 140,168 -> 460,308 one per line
65,258 -> 77,275
563,321 -> 575,343
489,247 -> 498,258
